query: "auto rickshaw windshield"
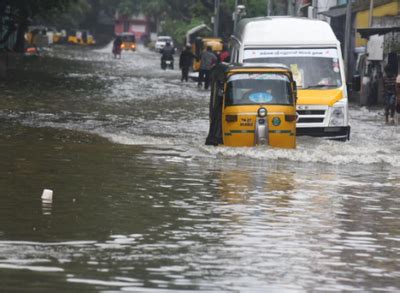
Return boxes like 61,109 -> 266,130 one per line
122,35 -> 135,42
225,73 -> 293,106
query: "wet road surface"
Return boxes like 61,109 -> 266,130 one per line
0,44 -> 400,292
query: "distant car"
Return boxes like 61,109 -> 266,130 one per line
155,36 -> 174,52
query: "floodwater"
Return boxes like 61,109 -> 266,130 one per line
0,44 -> 399,292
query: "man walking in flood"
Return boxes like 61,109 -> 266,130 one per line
383,65 -> 397,125
198,46 -> 217,90
179,45 -> 195,82
112,36 -> 122,59
396,72 -> 400,123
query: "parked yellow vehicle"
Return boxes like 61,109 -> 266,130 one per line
120,32 -> 136,51
206,64 -> 297,149
67,30 -> 95,45
192,37 -> 223,71
184,24 -> 224,79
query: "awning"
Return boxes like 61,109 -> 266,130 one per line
185,24 -> 211,45
357,26 -> 400,38
320,0 -> 394,18
319,7 -> 347,18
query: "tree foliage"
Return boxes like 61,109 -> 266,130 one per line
1,0 -> 291,51
1,0 -> 79,51
133,0 -> 287,45
37,0 -> 90,29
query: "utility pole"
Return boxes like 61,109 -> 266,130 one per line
214,0 -> 220,37
233,0 -> 239,32
344,0 -> 352,78
368,0 -> 374,27
233,0 -> 246,33
291,0 -> 300,16
287,0 -> 294,16
312,0 -> 318,18
267,0 -> 272,16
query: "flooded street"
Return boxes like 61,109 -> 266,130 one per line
1,44 -> 400,292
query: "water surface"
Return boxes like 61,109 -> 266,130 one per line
0,44 -> 399,292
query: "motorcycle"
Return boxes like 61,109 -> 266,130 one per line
161,58 -> 174,70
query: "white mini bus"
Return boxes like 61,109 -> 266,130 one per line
231,17 -> 350,140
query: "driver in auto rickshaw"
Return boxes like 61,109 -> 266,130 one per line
206,63 -> 297,149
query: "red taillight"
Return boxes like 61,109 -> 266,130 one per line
285,114 -> 297,122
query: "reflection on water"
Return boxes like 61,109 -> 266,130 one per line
0,45 -> 400,292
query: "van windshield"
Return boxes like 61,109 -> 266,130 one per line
225,73 -> 293,106
243,48 -> 342,89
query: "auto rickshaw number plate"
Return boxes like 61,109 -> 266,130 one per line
240,118 -> 253,127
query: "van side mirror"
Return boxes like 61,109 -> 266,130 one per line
352,75 -> 361,92
293,81 -> 298,102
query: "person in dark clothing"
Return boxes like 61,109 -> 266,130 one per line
198,46 -> 217,90
179,45 -> 196,82
396,74 -> 400,119
205,63 -> 228,145
160,41 -> 174,69
112,36 -> 122,59
383,65 -> 397,125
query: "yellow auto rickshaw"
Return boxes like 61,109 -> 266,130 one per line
67,30 -> 95,45
120,32 -> 136,51
206,64 -> 297,149
192,37 -> 223,71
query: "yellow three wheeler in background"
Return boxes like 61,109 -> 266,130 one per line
67,30 -> 95,45
192,37 -> 223,71
206,64 -> 297,149
120,32 -> 136,51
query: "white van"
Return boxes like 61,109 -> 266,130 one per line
231,17 -> 350,140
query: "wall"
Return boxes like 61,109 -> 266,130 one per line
356,1 -> 399,47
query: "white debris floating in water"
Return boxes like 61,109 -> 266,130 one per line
41,189 -> 53,201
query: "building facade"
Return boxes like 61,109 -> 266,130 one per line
114,12 -> 150,40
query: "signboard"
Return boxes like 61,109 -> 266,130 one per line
130,24 -> 146,33
367,35 -> 384,61
228,73 -> 289,82
244,48 -> 339,60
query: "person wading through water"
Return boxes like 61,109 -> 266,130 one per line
112,36 -> 122,59
198,46 -> 217,90
383,65 -> 397,125
179,45 -> 196,82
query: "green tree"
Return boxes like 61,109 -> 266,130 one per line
38,0 -> 90,30
1,0 -> 78,52
117,0 -> 141,16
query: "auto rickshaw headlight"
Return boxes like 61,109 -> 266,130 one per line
257,107 -> 267,118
